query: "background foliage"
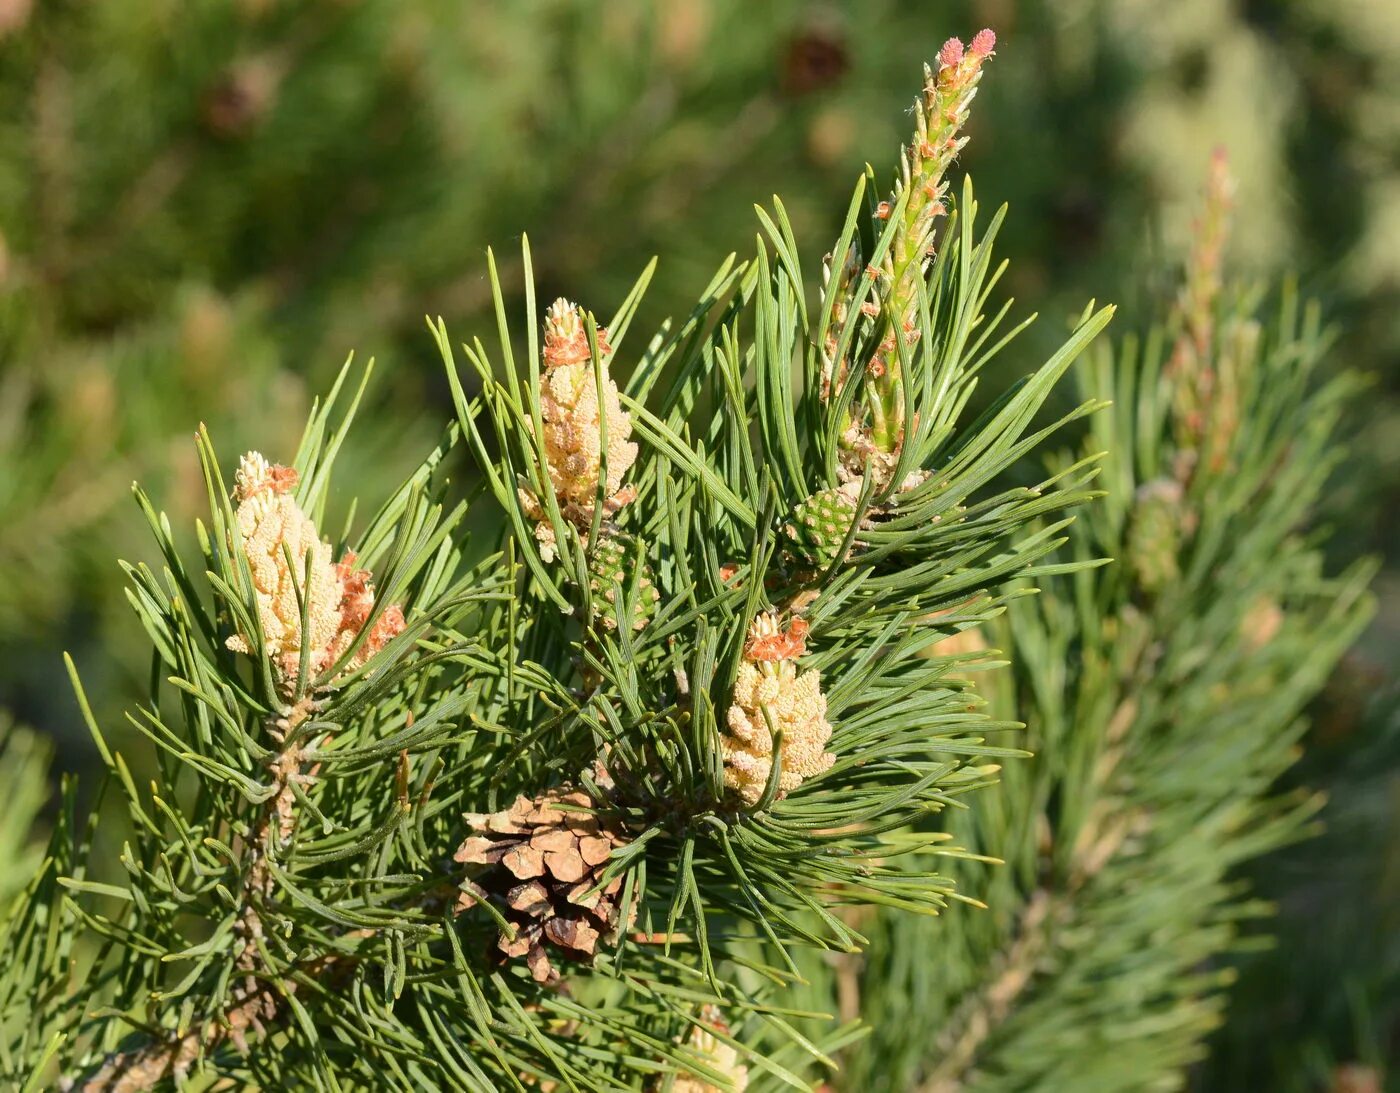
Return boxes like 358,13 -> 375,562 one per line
0,0 -> 1395,1086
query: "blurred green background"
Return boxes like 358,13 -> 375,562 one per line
1,0 -> 1395,1085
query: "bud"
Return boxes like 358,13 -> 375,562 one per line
822,29 -> 997,488
721,613 -> 834,806
588,531 -> 659,631
937,37 -> 965,70
1127,479 -> 1185,595
784,484 -> 860,569
1169,150 -> 1238,467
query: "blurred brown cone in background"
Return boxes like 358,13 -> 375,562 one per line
1330,1063 -> 1383,1093
203,54 -> 287,139
0,0 -> 31,38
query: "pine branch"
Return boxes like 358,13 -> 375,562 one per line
839,152 -> 1377,1093
10,34 -> 1126,1089
75,711 -> 310,1091
919,889 -> 1052,1093
917,697 -> 1139,1091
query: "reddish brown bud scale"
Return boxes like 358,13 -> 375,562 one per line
744,613 -> 809,662
268,464 -> 299,494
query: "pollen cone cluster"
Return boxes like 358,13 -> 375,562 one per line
454,786 -> 632,984
669,1006 -> 750,1093
226,452 -> 405,694
520,298 -> 639,562
721,613 -> 834,806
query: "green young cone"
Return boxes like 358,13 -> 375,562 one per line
784,486 -> 860,570
587,531 -> 659,631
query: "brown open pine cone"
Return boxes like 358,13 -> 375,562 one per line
454,787 -> 631,984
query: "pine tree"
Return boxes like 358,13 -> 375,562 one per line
825,152 -> 1377,1091
0,23 -> 1380,1093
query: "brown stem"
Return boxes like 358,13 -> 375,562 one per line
71,722 -> 457,1091
917,696 -> 1141,1092
71,982 -> 276,1093
73,711 -> 313,1092
918,890 -> 1054,1093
